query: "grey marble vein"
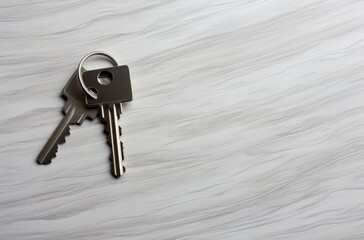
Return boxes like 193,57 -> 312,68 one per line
1,0 -> 364,239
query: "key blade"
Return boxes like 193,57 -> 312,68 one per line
37,103 -> 77,165
37,69 -> 99,165
102,104 -> 124,177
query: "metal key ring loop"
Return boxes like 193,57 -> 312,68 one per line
78,51 -> 119,99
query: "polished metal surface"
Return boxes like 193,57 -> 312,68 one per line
102,104 -> 125,177
36,69 -> 99,165
82,65 -> 133,178
77,52 -> 118,100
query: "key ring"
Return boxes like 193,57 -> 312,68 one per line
78,51 -> 119,99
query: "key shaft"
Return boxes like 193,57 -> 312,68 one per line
37,102 -> 79,164
36,69 -> 99,165
82,65 -> 132,178
101,104 -> 124,177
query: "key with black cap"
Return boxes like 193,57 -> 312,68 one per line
37,69 -> 99,165
82,65 -> 132,177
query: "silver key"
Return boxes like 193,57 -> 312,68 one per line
37,69 -> 99,165
83,65 -> 132,177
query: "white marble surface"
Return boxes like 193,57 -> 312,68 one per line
1,0 -> 364,239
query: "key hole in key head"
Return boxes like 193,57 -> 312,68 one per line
97,71 -> 113,85
88,87 -> 99,96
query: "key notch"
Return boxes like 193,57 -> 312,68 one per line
88,87 -> 99,96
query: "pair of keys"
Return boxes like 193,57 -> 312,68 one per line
36,52 -> 133,178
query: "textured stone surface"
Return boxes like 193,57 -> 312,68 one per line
1,1 -> 364,239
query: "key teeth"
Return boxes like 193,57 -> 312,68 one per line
100,117 -> 110,134
37,159 -> 52,165
36,125 -> 70,165
103,126 -> 121,136
109,141 -> 125,178
108,142 -> 124,159
37,144 -> 58,165
102,104 -> 125,178
59,130 -> 70,144
104,126 -> 122,145
121,141 -> 124,160
106,141 -> 124,160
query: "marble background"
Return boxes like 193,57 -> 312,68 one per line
1,0 -> 364,239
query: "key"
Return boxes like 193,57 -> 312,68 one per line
36,69 -> 99,165
82,65 -> 132,177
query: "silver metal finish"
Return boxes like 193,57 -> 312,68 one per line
37,69 -> 99,165
98,103 -> 125,177
78,52 -> 118,100
82,66 -> 132,178
102,104 -> 125,177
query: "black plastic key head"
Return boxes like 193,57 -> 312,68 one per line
82,65 -> 133,107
